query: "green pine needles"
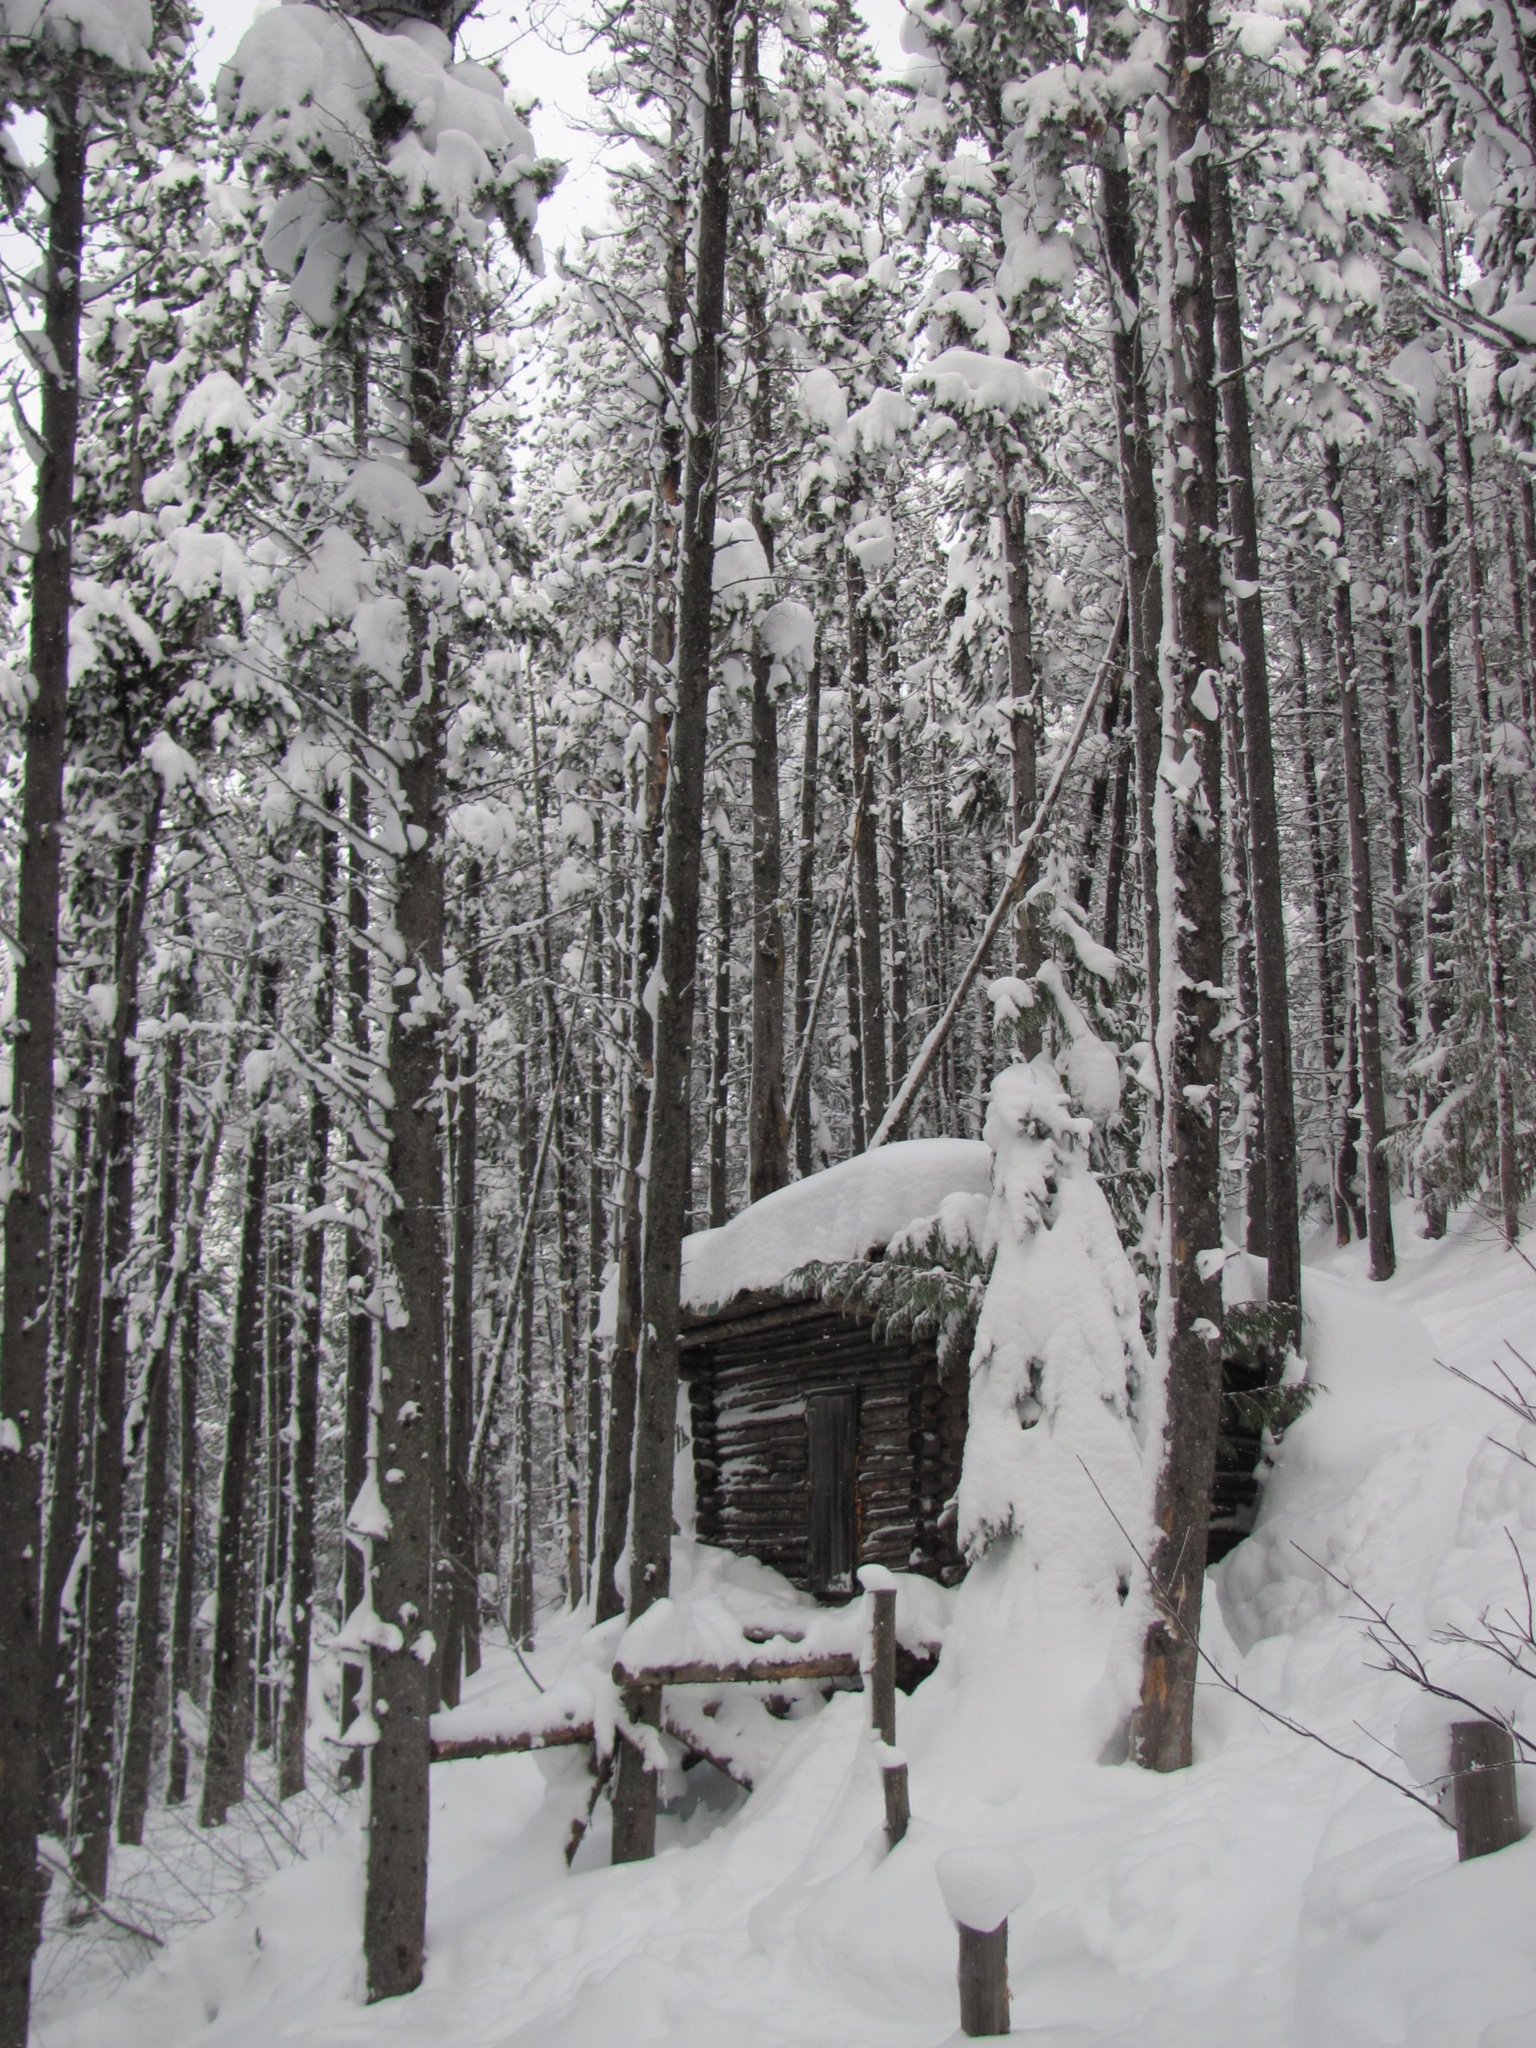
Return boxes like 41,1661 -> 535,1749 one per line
782,1219 -> 993,1376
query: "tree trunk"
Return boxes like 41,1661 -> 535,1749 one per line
278,809 -> 337,1796
743,14 -> 789,1202
0,96 -> 84,2036
1323,446 -> 1396,1280
338,674 -> 373,1791
1211,164 -> 1301,1334
708,833 -> 733,1228
1448,378 -> 1522,1245
1096,90 -> 1164,1065
364,260 -> 454,2005
1134,0 -> 1226,1776
1000,456 -> 1042,1043
117,905 -> 188,1847
75,806 -> 159,1899
792,642 -> 823,1177
201,935 -> 280,1828
1419,464 -> 1456,1238
613,0 -> 735,1864
439,852 -> 482,1707
846,549 -> 889,1133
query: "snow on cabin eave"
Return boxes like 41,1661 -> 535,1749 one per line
677,1136 -> 994,1317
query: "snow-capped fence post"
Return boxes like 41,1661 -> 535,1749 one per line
1450,1720 -> 1523,1861
937,1849 -> 1032,2038
859,1565 -> 909,1847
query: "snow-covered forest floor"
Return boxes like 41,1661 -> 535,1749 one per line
34,1203 -> 1536,2048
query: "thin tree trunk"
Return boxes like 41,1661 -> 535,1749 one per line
1000,459 -> 1042,1042
846,550 -> 889,1133
117,906 -> 188,1846
1419,464 -> 1456,1238
884,675 -> 910,1085
440,852 -> 482,1706
1096,87 -> 1164,1065
708,834 -> 732,1228
1211,164 -> 1301,1332
337,392 -> 374,1790
75,805 -> 159,1899
613,0 -> 735,1864
278,809 -> 337,1796
792,643 -> 823,1177
1323,446 -> 1396,1280
201,934 -> 280,1828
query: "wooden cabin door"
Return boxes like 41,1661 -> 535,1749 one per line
807,1390 -> 858,1596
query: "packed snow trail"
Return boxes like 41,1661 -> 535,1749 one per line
39,1204 -> 1536,2048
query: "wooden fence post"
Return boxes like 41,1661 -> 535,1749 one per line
1451,1719 -> 1524,1861
937,1848 -> 1032,2040
956,1922 -> 1009,2039
858,1565 -> 909,1847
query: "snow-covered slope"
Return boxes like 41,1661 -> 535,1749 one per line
39,1203 -> 1536,2048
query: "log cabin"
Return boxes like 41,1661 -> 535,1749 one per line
677,1139 -> 1280,1602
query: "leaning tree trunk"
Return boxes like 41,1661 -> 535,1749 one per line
613,0 -> 735,1866
1211,165 -> 1301,1336
1133,0 -> 1227,1777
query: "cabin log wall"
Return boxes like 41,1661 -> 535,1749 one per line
681,1292 -> 966,1597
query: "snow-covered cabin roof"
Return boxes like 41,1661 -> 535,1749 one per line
681,1138 -> 993,1314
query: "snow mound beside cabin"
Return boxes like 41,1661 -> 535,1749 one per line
680,1137 -> 992,1310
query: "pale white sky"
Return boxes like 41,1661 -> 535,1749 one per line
191,0 -> 909,255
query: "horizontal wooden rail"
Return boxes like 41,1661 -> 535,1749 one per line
615,1651 -> 860,1689
430,1722 -> 594,1764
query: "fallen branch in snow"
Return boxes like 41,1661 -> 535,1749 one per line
870,591 -> 1126,1151
1077,1461 -> 1452,1824
40,1846 -> 166,1948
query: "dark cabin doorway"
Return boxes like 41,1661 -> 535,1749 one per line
807,1390 -> 858,1596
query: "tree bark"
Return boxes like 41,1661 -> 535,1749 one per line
117,901 -> 188,1846
1134,0 -> 1227,1776
846,547 -> 889,1133
0,98 -> 85,2020
1211,164 -> 1301,1334
792,643 -> 823,1177
364,259 -> 454,2003
708,832 -> 732,1227
278,808 -> 337,1796
1323,446 -> 1395,1280
201,933 -> 280,1828
74,805 -> 159,1899
614,0 -> 735,1864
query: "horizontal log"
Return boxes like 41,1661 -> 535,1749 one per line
616,1651 -> 861,1688
431,1722 -> 594,1763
